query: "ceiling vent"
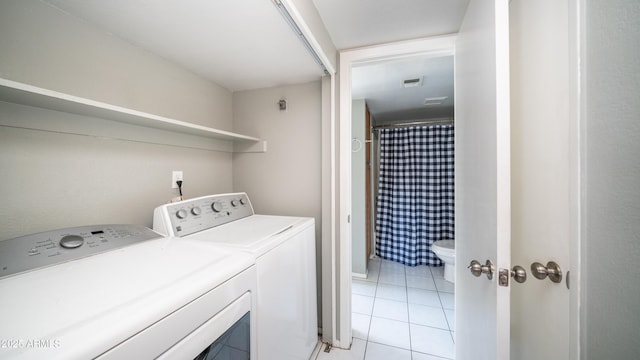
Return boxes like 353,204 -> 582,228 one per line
402,77 -> 423,88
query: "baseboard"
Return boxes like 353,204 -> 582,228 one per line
352,271 -> 368,279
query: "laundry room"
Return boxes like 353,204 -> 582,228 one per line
1,0 -> 327,358
2,0 -> 638,359
0,0 -> 324,243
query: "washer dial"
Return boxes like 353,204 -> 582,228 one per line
176,209 -> 188,219
59,235 -> 84,249
211,202 -> 224,213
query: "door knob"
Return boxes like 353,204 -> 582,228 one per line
531,261 -> 563,283
468,260 -> 494,280
498,265 -> 527,286
510,265 -> 527,283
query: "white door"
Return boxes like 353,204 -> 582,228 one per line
455,0 -> 511,359
509,0 -> 574,358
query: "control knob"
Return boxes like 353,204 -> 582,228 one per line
191,206 -> 202,216
176,209 -> 188,219
211,202 -> 224,213
59,235 -> 84,249
231,199 -> 239,207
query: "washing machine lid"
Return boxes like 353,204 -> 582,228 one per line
185,215 -> 314,256
0,237 -> 254,360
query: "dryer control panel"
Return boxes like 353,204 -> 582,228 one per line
153,193 -> 254,237
0,224 -> 162,279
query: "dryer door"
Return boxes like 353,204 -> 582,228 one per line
159,293 -> 252,360
99,292 -> 253,360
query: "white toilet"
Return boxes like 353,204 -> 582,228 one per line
432,240 -> 455,283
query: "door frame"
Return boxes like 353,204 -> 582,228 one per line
336,35 -> 456,347
568,0 -> 583,357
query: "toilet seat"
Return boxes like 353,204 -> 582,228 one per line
433,239 -> 454,253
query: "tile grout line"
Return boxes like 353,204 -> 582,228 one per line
432,266 -> 456,346
404,264 -> 417,360
361,259 -> 382,360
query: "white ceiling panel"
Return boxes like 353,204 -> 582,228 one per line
311,0 -> 469,50
44,0 -> 325,92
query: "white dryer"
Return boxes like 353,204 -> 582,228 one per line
0,224 -> 257,360
153,193 -> 318,360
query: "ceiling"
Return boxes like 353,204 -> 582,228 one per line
312,0 -> 469,50
352,55 -> 454,124
43,0 -> 324,92
312,0 -> 468,123
43,0 -> 469,122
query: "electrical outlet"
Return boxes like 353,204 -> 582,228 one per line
171,171 -> 183,188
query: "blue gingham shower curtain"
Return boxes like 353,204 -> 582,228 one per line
375,125 -> 454,266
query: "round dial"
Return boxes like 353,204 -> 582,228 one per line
239,198 -> 246,205
211,202 -> 224,213
231,200 -> 239,207
59,235 -> 84,249
176,209 -> 188,219
191,206 -> 202,216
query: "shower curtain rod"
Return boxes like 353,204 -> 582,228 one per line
372,118 -> 454,130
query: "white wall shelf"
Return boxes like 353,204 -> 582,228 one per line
0,78 -> 266,153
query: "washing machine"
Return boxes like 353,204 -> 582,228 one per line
0,224 -> 257,360
153,193 -> 318,360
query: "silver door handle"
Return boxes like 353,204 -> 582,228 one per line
531,261 -> 563,283
510,265 -> 527,283
468,259 -> 494,280
498,265 -> 527,287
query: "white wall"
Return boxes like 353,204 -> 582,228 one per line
351,99 -> 366,276
231,81 -> 323,322
0,0 -> 234,239
582,0 -> 640,358
0,0 -> 232,129
232,82 -> 322,220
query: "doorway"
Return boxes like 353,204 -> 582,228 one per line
351,53 -> 456,277
337,35 -> 457,346
335,1 -> 579,357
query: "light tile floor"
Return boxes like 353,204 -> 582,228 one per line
313,258 -> 455,360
